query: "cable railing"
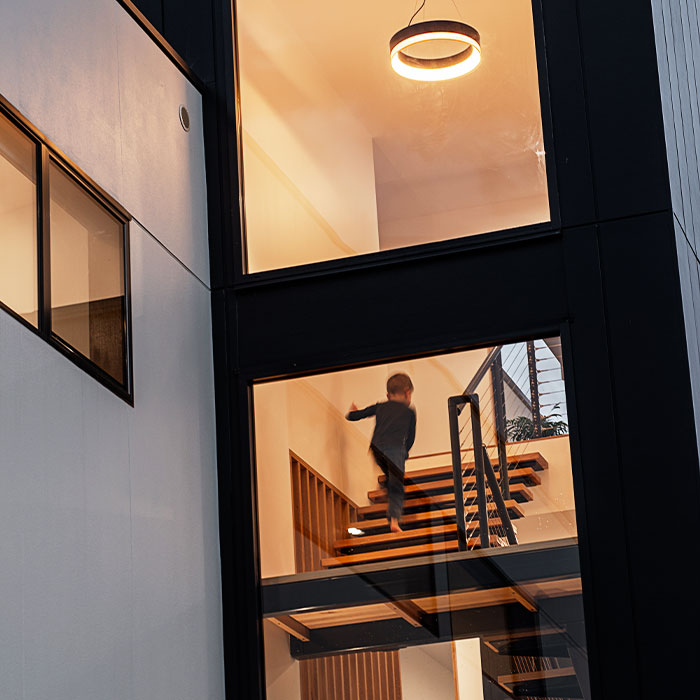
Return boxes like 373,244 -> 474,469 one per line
448,338 -> 569,551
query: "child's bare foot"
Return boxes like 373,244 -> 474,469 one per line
390,518 -> 403,533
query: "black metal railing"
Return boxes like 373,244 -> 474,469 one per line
448,338 -> 568,552
448,393 -> 518,551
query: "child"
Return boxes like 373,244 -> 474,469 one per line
346,373 -> 416,533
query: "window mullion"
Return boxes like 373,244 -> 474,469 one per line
38,144 -> 51,336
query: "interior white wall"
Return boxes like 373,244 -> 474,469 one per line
253,349 -> 491,579
238,0 -> 380,272
0,2 -> 222,700
263,621 -> 302,700
400,644 -> 455,700
453,638 -> 485,700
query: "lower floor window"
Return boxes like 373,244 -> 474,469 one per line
254,338 -> 591,699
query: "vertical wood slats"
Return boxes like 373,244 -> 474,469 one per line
291,453 -> 401,699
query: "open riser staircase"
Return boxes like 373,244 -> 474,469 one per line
321,451 -> 548,568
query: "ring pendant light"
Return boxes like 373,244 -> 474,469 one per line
390,19 -> 481,82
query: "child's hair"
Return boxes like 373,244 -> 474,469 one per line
387,373 -> 414,395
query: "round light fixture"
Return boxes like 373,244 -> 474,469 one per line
390,20 -> 481,82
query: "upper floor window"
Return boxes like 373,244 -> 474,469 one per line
236,0 -> 550,273
0,99 -> 132,401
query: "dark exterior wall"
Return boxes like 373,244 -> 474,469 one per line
128,0 -> 700,698
652,0 -> 700,448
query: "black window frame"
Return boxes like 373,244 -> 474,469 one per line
230,0 -> 559,282
0,94 -> 134,404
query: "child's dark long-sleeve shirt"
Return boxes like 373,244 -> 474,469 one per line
346,401 -> 417,470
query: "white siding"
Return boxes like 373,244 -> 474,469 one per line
652,0 -> 700,455
0,2 -> 223,700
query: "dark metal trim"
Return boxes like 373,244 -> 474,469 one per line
448,395 -> 468,550
469,396 -> 491,549
262,539 -> 580,616
289,596 -> 584,659
527,340 -> 543,436
490,352 -> 511,499
235,224 -> 560,291
39,145 -> 51,335
114,0 -> 207,93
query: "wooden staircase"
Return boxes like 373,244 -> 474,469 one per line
321,451 -> 548,568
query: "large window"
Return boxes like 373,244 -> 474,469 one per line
237,0 -> 551,273
254,339 -> 591,699
0,99 -> 131,400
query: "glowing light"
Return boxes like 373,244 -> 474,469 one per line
390,20 -> 481,82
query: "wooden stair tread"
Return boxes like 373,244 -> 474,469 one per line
322,536 -> 499,568
336,523 -> 457,549
348,502 -> 525,532
334,519 -> 505,550
368,467 -> 540,503
497,666 -> 582,698
358,485 -> 532,517
379,452 -> 549,485
499,667 -> 576,685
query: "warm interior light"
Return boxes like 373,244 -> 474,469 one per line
390,20 -> 481,82
347,527 -> 365,536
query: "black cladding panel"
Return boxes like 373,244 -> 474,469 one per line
234,234 -> 568,378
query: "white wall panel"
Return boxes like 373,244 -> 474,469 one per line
0,0 -> 209,285
116,11 -> 209,285
128,224 -> 221,700
0,222 -> 221,700
0,2 -> 221,698
652,0 -> 700,456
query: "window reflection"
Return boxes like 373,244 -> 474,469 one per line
49,162 -> 126,384
0,113 -> 38,325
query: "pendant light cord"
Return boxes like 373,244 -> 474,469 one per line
408,0 -> 426,26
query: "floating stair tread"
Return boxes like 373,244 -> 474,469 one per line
489,631 -> 573,658
379,452 -> 548,485
321,536 -> 499,568
352,501 -> 525,529
358,484 -> 533,517
369,467 -> 541,503
498,666 -> 582,699
335,523 -> 457,550
334,519 -> 505,551
347,503 -> 524,532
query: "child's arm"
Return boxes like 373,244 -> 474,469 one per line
346,403 -> 377,421
405,408 -> 417,455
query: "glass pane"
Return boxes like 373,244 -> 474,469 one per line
238,0 -> 550,273
254,339 -> 590,698
0,112 -> 38,325
49,162 -> 126,384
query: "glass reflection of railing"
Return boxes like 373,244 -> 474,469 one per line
450,339 -> 569,551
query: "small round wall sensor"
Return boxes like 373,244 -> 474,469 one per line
179,104 -> 190,132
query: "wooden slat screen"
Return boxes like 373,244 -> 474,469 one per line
290,453 -> 402,700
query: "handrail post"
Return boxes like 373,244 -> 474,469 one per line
469,396 -> 491,549
490,351 -> 510,500
526,340 -> 543,437
482,445 -> 518,545
448,396 -> 468,551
